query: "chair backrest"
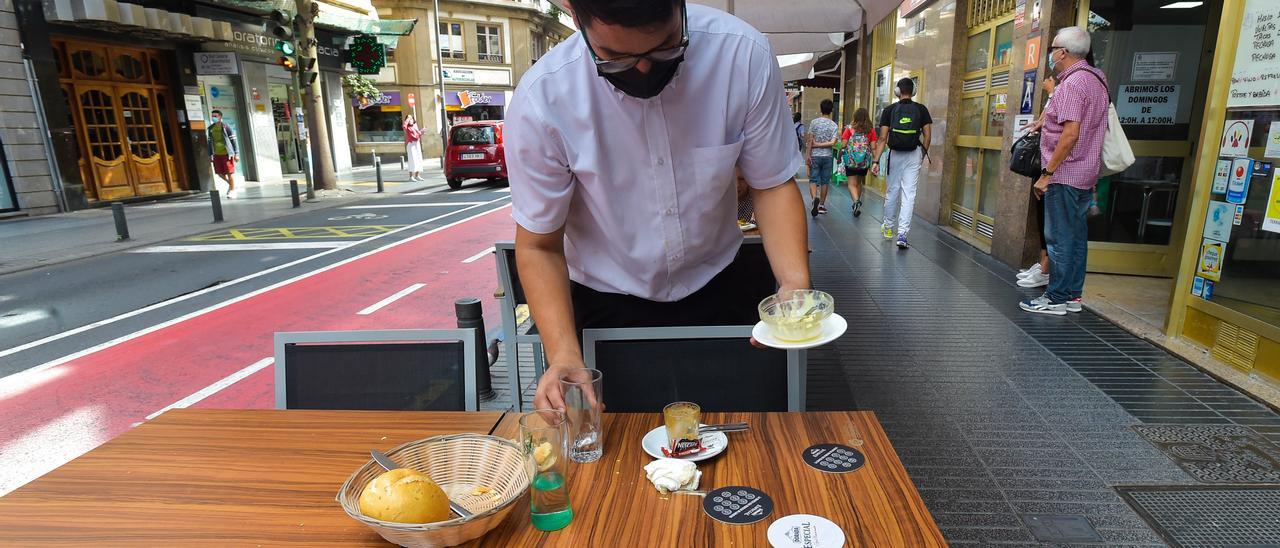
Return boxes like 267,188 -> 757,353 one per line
274,329 -> 478,411
494,242 -> 528,306
582,326 -> 805,413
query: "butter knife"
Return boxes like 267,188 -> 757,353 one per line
370,449 -> 473,518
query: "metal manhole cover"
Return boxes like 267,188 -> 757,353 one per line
1020,514 -> 1103,543
1117,485 -> 1280,548
1133,425 -> 1280,483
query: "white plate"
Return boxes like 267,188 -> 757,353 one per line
641,425 -> 728,462
752,313 -> 847,350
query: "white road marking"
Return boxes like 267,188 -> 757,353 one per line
0,200 -> 512,394
144,358 -> 274,420
495,188 -> 511,193
338,202 -> 485,209
357,283 -> 427,315
443,187 -> 486,194
462,247 -> 495,264
130,242 -> 350,253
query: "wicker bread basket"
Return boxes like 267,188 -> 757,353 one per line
337,433 -> 533,547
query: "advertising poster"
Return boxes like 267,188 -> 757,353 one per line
1015,0 -> 1026,28
1213,159 -> 1231,193
1267,123 -> 1280,158
1196,239 -> 1225,282
1265,171 -> 1280,233
1220,119 -> 1254,157
1204,280 -> 1215,300
1030,0 -> 1041,31
1202,201 -> 1233,242
1227,158 -> 1253,204
1191,277 -> 1204,297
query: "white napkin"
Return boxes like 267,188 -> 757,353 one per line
643,458 -> 702,493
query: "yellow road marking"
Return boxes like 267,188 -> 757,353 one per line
188,225 -> 408,241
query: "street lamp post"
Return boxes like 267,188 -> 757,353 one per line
433,0 -> 449,163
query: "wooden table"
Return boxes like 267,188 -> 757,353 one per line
472,411 -> 944,547
0,409 -> 505,546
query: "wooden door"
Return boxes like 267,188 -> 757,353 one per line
117,87 -> 168,195
74,84 -> 134,200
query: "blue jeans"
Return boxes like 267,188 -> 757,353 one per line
1044,184 -> 1092,303
809,156 -> 833,186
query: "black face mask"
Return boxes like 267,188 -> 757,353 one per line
601,55 -> 683,99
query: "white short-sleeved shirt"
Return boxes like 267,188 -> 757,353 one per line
506,4 -> 801,302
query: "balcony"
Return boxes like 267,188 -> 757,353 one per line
477,52 -> 505,63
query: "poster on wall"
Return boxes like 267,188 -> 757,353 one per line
1131,52 -> 1177,81
1220,119 -> 1255,157
1191,276 -> 1204,297
1117,84 -> 1179,125
1264,171 -> 1280,233
1015,0 -> 1026,28
1202,201 -> 1233,242
1265,123 -> 1280,158
1213,159 -> 1231,193
1020,70 -> 1037,114
1030,0 -> 1041,32
1024,37 -> 1041,71
1227,157 -> 1253,204
1229,0 -> 1280,108
184,95 -> 205,122
1196,239 -> 1226,282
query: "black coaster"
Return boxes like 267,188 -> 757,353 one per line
802,443 -> 865,473
703,486 -> 773,525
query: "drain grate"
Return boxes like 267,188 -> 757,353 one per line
1020,514 -> 1104,543
1117,486 -> 1280,548
1133,425 -> 1280,483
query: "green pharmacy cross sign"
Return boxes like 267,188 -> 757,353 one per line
348,34 -> 386,75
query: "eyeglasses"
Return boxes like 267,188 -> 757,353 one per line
581,2 -> 688,74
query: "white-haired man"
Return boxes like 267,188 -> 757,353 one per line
1020,26 -> 1109,316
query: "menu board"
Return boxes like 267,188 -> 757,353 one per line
1229,0 -> 1280,108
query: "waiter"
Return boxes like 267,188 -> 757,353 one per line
507,0 -> 811,411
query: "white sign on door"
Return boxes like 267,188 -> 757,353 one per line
195,52 -> 239,75
184,94 -> 205,122
1117,84 -> 1179,125
1131,52 -> 1177,81
1229,1 -> 1280,107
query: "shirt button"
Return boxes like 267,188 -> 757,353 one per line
657,158 -> 665,166
666,208 -> 675,215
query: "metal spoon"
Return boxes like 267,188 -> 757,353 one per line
370,449 -> 473,518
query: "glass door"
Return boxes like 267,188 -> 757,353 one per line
1079,0 -> 1219,276
950,15 -> 1015,243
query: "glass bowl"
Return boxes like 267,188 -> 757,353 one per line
757,289 -> 834,342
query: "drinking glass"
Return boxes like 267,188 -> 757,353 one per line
663,401 -> 701,455
560,368 -> 604,463
518,409 -> 573,531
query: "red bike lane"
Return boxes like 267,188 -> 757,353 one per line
0,206 -> 515,494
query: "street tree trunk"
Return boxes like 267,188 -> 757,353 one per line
297,0 -> 337,190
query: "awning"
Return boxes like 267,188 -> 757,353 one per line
44,0 -> 220,41
194,0 -> 416,47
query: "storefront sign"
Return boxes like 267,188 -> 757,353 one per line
1020,70 -> 1036,114
1220,119 -> 1255,157
315,30 -> 346,71
446,90 -> 506,107
1024,37 -> 1041,71
1196,238 -> 1225,282
1227,157 -> 1253,204
1203,201 -> 1233,242
442,68 -> 476,84
1131,52 -> 1177,81
353,90 -> 401,109
1229,0 -> 1280,107
196,52 -> 239,75
1265,171 -> 1280,233
1117,84 -> 1179,125
1213,159 -> 1231,193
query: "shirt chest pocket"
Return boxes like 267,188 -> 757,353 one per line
691,140 -> 744,198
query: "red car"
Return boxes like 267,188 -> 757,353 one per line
445,121 -> 507,189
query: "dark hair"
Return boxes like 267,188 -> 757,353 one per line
211,109 -> 222,116
852,107 -> 872,134
896,77 -> 914,96
571,0 -> 681,29
793,112 -> 802,123
820,99 -> 833,115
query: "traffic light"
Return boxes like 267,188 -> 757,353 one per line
299,56 -> 318,85
274,39 -> 296,70
270,9 -> 293,40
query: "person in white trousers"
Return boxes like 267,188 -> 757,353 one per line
871,78 -> 932,249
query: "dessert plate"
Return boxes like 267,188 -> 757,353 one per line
641,425 -> 728,462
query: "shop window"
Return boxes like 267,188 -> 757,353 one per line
956,148 -> 979,210
965,29 -> 989,73
79,89 -> 122,162
114,52 -> 145,81
353,93 -> 404,143
985,93 -> 1007,137
70,48 -> 108,79
959,96 -> 984,135
439,21 -> 464,60
992,21 -> 1013,67
477,24 -> 503,63
978,150 -> 1001,217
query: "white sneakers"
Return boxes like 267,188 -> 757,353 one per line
1016,263 -> 1048,288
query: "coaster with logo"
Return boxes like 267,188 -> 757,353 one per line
702,486 -> 773,525
802,444 -> 865,473
767,514 -> 846,547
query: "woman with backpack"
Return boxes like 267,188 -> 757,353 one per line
841,108 -> 877,217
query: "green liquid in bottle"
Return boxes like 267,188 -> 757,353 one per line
530,471 -> 573,531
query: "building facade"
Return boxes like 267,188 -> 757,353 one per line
365,0 -> 573,161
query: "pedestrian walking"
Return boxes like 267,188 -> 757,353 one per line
806,99 -> 838,217
794,112 -> 806,153
871,78 -> 932,249
841,107 -> 877,217
206,110 -> 239,199
403,115 -> 424,182
1019,26 -> 1110,316
506,0 -> 810,411
1017,73 -> 1057,289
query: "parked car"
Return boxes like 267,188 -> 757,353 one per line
444,121 -> 507,189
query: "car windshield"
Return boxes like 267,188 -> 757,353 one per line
452,126 -> 495,145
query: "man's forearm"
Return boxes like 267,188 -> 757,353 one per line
514,227 -> 583,369
749,180 -> 810,291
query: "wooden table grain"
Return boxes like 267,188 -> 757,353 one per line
474,411 -> 944,547
0,408 -> 505,546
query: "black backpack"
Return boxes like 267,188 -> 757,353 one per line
885,102 -> 925,151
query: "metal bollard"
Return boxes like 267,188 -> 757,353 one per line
111,202 -> 129,241
456,297 -> 496,402
400,155 -> 405,171
374,155 -> 384,193
290,179 -> 301,208
210,190 -> 224,223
